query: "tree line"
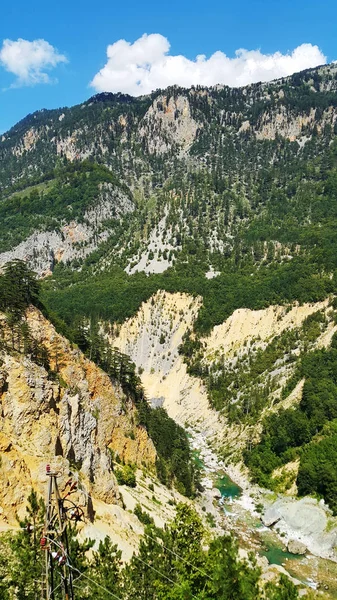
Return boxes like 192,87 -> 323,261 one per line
0,491 -> 301,600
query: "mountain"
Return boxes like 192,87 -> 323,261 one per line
3,62 -> 337,592
1,62 -> 337,280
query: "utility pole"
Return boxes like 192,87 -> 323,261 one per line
41,465 -> 82,600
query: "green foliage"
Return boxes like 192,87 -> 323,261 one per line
245,344 -> 337,510
0,161 -> 129,252
141,406 -> 197,497
88,536 -> 122,599
115,464 -> 137,487
297,432 -> 337,514
0,495 -> 301,600
8,489 -> 45,600
134,503 -> 154,525
0,261 -> 52,361
264,573 -> 299,600
0,260 -> 40,320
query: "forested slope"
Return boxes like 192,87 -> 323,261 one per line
2,62 -> 337,513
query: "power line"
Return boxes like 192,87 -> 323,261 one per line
68,468 -> 211,578
70,567 -> 123,600
133,555 -> 201,600
141,530 -> 212,581
68,468 -> 212,582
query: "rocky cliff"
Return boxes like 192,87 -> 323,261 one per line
0,306 -> 156,525
112,291 -> 336,464
0,182 -> 133,276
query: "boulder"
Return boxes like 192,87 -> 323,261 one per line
287,539 -> 307,555
211,488 -> 221,499
262,507 -> 281,527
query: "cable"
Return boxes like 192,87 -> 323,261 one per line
71,567 -> 124,600
134,554 -> 177,586
141,530 -> 212,580
66,535 -> 202,600
69,468 -> 212,582
133,555 -> 201,600
45,566 -> 83,597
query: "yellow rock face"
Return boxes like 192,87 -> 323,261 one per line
113,291 -> 336,464
0,307 -> 156,524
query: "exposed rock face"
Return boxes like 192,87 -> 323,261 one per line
12,127 -> 41,156
0,185 -> 133,276
255,106 -> 316,141
125,212 -> 176,275
287,539 -> 307,555
263,497 -> 337,558
112,292 -> 335,460
112,290 -> 224,441
0,307 -> 156,523
202,300 -> 330,360
139,94 -> 200,154
262,507 -> 282,527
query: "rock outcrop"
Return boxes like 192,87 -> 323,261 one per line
263,497 -> 337,559
0,307 -> 156,524
112,291 -> 336,458
0,185 -> 133,276
262,507 -> 282,527
139,94 -> 200,154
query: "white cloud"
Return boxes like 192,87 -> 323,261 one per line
0,38 -> 67,87
90,33 -> 327,95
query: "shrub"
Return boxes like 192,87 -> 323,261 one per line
115,465 -> 137,487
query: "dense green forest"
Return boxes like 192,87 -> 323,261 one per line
0,492 -> 302,599
244,337 -> 337,511
0,161 -> 130,252
39,137 -> 337,336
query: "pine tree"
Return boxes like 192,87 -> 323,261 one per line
9,489 -> 45,600
88,536 -> 122,599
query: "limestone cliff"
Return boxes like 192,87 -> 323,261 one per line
112,291 -> 336,460
0,307 -> 156,525
0,183 -> 133,276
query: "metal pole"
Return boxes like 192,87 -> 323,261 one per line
44,474 -> 53,600
43,466 -> 76,600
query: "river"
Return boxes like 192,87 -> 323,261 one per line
190,432 -> 337,597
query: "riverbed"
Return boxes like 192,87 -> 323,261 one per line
190,431 -> 337,597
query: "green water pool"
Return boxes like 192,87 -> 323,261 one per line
260,545 -> 302,566
192,450 -> 242,499
216,474 -> 242,499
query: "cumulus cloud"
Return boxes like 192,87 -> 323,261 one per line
90,33 -> 327,95
0,38 -> 67,87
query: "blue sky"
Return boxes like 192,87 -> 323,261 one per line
1,0 -> 336,133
